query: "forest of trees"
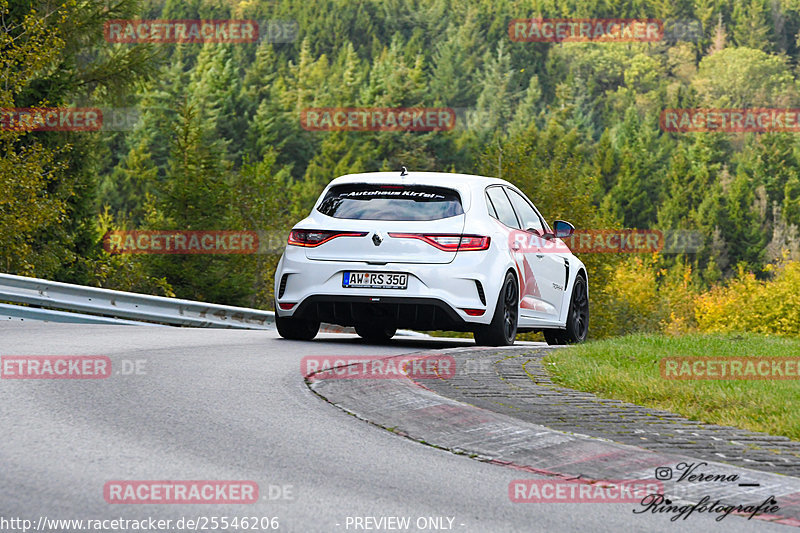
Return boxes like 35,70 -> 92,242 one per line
4,0 -> 800,337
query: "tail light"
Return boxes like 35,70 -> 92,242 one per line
388,233 -> 490,251
288,229 -> 367,247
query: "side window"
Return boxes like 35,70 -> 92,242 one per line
486,193 -> 498,218
506,188 -> 544,234
486,187 -> 520,229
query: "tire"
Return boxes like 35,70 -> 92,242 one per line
474,272 -> 518,346
355,323 -> 397,343
275,304 -> 320,341
544,274 -> 589,345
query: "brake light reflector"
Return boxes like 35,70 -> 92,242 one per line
454,235 -> 491,251
388,233 -> 490,251
462,308 -> 486,316
288,229 -> 367,247
278,302 -> 295,310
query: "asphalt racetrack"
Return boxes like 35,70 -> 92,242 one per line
0,323 -> 791,532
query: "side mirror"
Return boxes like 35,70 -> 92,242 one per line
553,220 -> 575,239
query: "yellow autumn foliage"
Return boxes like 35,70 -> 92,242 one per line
588,255 -> 698,338
695,261 -> 800,336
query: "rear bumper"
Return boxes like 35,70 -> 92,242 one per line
288,295 -> 473,331
274,246 -> 507,328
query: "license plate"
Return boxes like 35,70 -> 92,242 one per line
343,272 -> 408,289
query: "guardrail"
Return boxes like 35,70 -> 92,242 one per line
0,303 -> 170,326
0,273 -> 273,329
0,273 -> 428,337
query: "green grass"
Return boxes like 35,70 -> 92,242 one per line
543,333 -> 800,442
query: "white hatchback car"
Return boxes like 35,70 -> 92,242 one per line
274,170 -> 589,346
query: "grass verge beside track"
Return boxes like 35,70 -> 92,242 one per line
543,333 -> 800,441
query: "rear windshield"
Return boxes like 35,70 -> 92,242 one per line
317,184 -> 464,221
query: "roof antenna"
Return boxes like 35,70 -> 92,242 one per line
400,166 -> 408,176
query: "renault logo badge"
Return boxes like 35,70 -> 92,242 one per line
372,232 -> 383,246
